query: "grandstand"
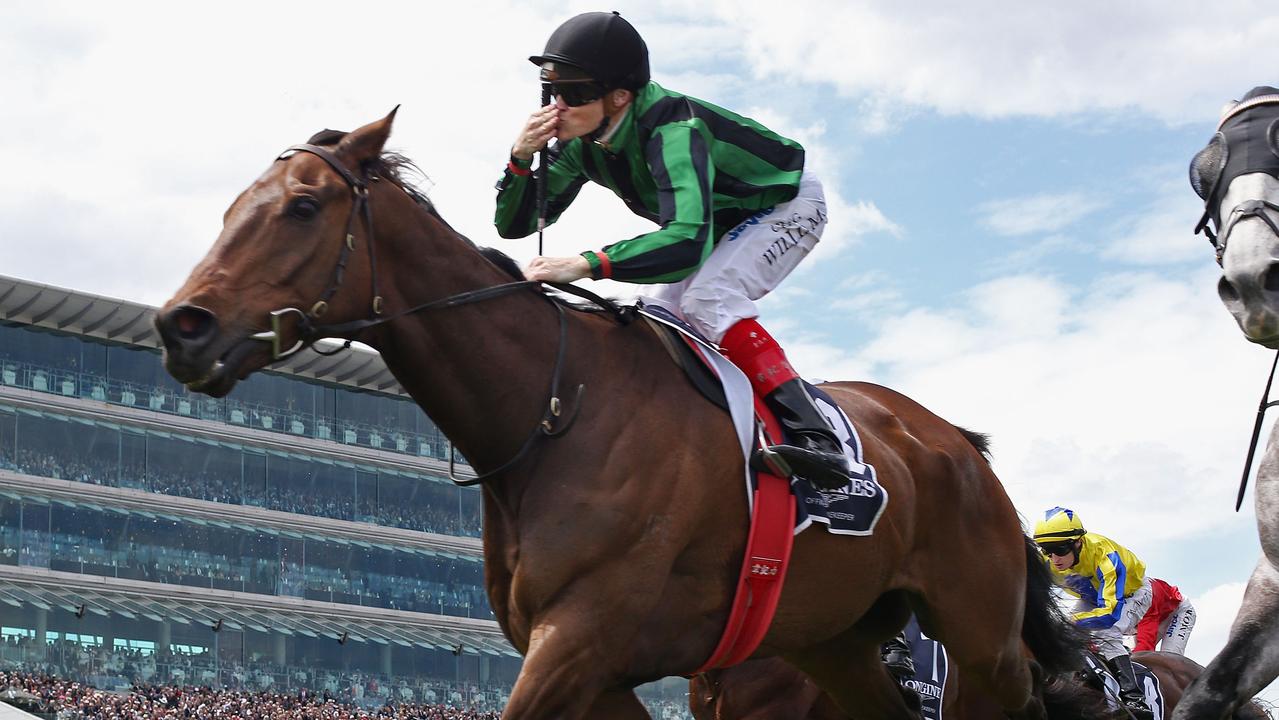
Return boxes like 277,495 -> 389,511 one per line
0,274 -> 520,711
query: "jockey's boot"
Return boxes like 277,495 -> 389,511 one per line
1107,653 -> 1154,720
763,379 -> 853,490
719,317 -> 852,491
880,632 -> 916,679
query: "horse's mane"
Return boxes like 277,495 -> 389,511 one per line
475,246 -> 621,315
305,128 -> 440,219
305,129 -> 622,316
954,425 -> 992,461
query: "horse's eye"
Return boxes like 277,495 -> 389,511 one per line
288,197 -> 320,220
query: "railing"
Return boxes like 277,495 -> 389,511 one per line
0,360 -> 467,464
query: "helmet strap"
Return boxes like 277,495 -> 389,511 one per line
592,100 -> 631,151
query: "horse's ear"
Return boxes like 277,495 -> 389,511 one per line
338,106 -> 399,164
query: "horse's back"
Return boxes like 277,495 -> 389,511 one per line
816,380 -> 1019,540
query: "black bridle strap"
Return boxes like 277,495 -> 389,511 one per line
279,144 -> 384,318
450,298 -> 585,486
1216,199 -> 1279,263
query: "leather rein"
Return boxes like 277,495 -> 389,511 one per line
246,142 -> 623,486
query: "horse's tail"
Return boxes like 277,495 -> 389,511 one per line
1020,535 -> 1085,676
1020,535 -> 1120,719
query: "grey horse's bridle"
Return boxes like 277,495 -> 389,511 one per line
1192,94 -> 1279,510
1191,94 -> 1279,265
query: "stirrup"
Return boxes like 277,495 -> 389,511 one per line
753,423 -> 793,477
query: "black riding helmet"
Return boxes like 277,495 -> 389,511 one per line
529,11 -> 650,90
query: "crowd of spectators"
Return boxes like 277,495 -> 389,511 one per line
0,670 -> 504,719
0,638 -> 697,719
0,446 -> 484,538
3,639 -> 512,713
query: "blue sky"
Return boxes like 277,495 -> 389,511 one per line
4,0 -> 1279,695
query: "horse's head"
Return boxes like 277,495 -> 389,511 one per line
1192,86 -> 1279,346
155,110 -> 399,397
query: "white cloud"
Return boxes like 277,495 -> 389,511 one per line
979,192 -> 1106,237
1102,171 -> 1215,265
780,265 -> 1273,549
693,0 -> 1279,125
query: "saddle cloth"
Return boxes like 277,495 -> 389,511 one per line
1082,653 -> 1165,720
637,301 -> 887,535
902,615 -> 950,720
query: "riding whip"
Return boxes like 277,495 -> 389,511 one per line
536,83 -> 552,256
1238,349 -> 1279,511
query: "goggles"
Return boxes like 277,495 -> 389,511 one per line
1038,541 -> 1076,558
544,81 -> 606,108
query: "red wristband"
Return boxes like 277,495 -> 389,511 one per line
507,160 -> 531,177
596,252 -> 612,279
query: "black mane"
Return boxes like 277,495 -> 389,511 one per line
304,129 -> 622,316
304,128 -> 437,212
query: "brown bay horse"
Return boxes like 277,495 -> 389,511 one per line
691,652 -> 1272,720
156,110 -> 1079,720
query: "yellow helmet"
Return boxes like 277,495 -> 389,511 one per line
1033,506 -> 1086,544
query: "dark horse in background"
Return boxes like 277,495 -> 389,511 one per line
1180,85 -> 1279,720
156,110 -> 1085,719
690,652 -> 1272,720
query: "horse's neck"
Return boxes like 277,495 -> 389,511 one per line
361,194 -> 569,473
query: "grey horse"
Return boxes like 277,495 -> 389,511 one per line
1178,84 -> 1279,720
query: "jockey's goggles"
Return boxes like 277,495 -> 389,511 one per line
544,81 -> 607,107
1039,541 -> 1076,557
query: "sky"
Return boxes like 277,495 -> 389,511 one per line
4,0 -> 1279,702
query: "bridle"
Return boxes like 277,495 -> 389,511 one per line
1191,94 -> 1279,266
248,143 -> 383,360
245,142 -> 626,486
1191,95 -> 1279,510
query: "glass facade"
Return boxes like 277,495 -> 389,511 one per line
0,495 -> 491,619
0,311 -> 517,706
0,322 -> 458,462
0,403 -> 482,537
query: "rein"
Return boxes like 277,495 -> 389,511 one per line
1237,350 -> 1279,511
248,142 -> 628,486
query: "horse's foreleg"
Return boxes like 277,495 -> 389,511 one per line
786,626 -> 921,720
500,621 -> 646,720
1172,557 -> 1279,720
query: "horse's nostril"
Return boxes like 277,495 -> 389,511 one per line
169,305 -> 217,342
1220,276 -> 1241,304
1265,264 -> 1279,294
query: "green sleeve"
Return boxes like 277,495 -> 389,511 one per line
584,122 -> 714,283
494,142 -> 588,239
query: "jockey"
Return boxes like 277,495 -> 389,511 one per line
1034,507 -> 1154,720
1134,578 -> 1196,655
495,11 -> 853,491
